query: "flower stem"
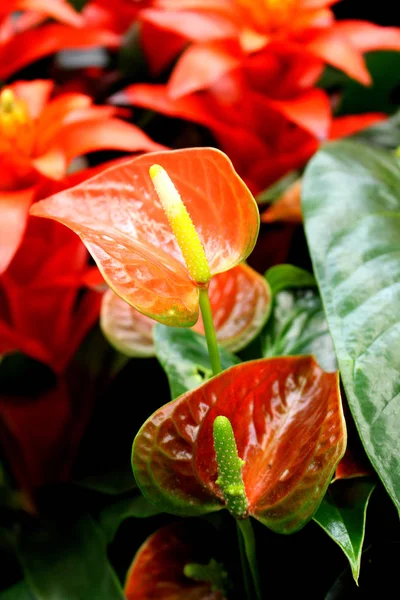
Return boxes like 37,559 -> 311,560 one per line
199,287 -> 222,376
237,522 -> 253,599
237,518 -> 262,600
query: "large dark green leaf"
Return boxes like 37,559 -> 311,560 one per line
302,140 -> 400,512
353,110 -> 400,151
261,288 -> 337,372
314,479 -> 375,583
19,516 -> 124,600
154,325 -> 240,399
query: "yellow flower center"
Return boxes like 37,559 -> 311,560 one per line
0,88 -> 30,140
237,0 -> 296,31
149,164 -> 211,285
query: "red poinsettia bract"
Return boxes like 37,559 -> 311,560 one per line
0,79 -> 162,273
30,148 -> 260,327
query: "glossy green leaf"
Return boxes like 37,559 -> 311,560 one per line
314,479 -> 375,583
265,265 -> 316,295
303,140 -> 400,512
353,109 -> 400,151
154,325 -> 240,399
19,516 -> 124,600
261,288 -> 337,372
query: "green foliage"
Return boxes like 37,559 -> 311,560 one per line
303,139 -> 400,512
154,325 -> 240,399
265,264 -> 316,295
261,287 -> 336,372
19,516 -> 124,600
314,479 -> 375,583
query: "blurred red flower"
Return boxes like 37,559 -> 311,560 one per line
0,79 -> 163,273
139,0 -> 400,94
0,1 -> 121,81
0,218 -> 100,373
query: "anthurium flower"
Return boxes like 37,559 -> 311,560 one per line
0,218 -> 101,373
0,2 -> 120,81
100,263 -> 271,356
139,0 -> 400,95
30,148 -> 260,327
132,355 -> 346,533
125,522 -> 228,599
0,79 -> 162,273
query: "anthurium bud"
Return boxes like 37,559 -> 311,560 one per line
213,415 -> 248,519
149,163 -> 211,285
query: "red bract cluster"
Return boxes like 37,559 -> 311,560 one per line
0,1 -> 396,597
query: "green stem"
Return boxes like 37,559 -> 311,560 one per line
199,287 -> 222,376
237,521 -> 253,599
237,518 -> 262,600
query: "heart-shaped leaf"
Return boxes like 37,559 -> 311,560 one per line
314,479 -> 375,583
302,140 -> 400,512
101,263 -> 271,357
125,522 -> 227,599
261,287 -> 337,372
154,325 -> 240,399
132,356 -> 346,533
30,148 -> 259,327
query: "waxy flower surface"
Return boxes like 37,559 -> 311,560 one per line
125,522 -> 227,599
0,79 -> 162,272
132,355 -> 346,533
101,262 -> 271,356
30,148 -> 260,327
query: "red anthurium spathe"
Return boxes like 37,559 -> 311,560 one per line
0,80 -> 162,273
30,148 -> 260,327
0,219 -> 101,373
132,356 -> 346,533
101,263 -> 270,356
125,522 -> 227,600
